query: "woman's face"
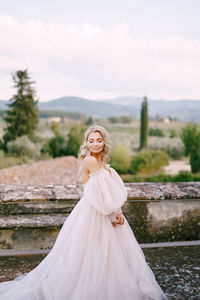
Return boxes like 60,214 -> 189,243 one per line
87,131 -> 104,154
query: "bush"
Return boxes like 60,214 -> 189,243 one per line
120,115 -> 132,124
41,135 -> 67,158
170,129 -> 177,138
108,117 -> 119,123
173,170 -> 200,182
7,135 -> 41,159
111,144 -> 132,173
129,149 -> 169,174
0,155 -> 29,169
0,149 -> 4,158
121,171 -> 200,182
148,137 -> 184,159
50,122 -> 62,136
165,145 -> 184,160
149,128 -> 164,137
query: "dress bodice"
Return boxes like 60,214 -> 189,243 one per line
83,164 -> 112,189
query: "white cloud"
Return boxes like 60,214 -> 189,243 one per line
0,15 -> 199,101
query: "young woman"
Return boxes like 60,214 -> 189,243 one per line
0,125 -> 168,300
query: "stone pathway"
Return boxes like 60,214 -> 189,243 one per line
0,245 -> 199,299
164,160 -> 191,175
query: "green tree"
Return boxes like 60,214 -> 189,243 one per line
2,69 -> 39,149
139,96 -> 148,150
48,136 -> 67,158
66,125 -> 86,157
181,124 -> 200,173
85,116 -> 93,125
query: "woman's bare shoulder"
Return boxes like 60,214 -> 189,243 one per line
82,155 -> 101,173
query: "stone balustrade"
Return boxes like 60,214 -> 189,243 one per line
0,182 -> 200,251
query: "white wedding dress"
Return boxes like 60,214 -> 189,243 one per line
0,165 -> 168,300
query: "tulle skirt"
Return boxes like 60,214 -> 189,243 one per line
0,193 -> 168,300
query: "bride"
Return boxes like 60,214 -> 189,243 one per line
0,125 -> 168,300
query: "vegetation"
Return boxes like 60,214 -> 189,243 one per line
121,171 -> 200,183
108,116 -> 118,123
2,69 -> 39,150
0,155 -> 30,169
149,128 -> 164,137
165,145 -> 184,160
39,110 -> 86,120
7,135 -> 41,159
85,116 -> 93,125
139,96 -> 148,150
129,149 -> 169,175
169,128 -> 177,138
65,125 -> 86,157
41,124 -> 86,158
50,122 -> 62,137
108,115 -> 132,124
0,91 -> 198,182
0,67 -> 197,183
181,124 -> 200,173
43,135 -> 67,158
110,144 -> 132,173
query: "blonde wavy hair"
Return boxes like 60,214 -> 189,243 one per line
77,125 -> 111,183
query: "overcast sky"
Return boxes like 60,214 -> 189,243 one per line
0,0 -> 200,101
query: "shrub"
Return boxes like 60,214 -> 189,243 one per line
50,122 -> 62,136
129,149 -> 169,174
108,117 -> 118,123
148,137 -> 184,159
165,145 -> 184,160
41,135 -> 67,158
0,150 -> 4,158
7,135 -> 41,159
121,171 -> 200,182
174,171 -> 196,182
111,144 -> 132,173
120,115 -> 132,124
0,155 -> 29,169
149,128 -> 164,137
169,129 -> 177,138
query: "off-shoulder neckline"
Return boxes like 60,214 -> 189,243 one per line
89,166 -> 111,177
83,165 -> 112,186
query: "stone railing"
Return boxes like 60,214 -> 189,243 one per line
0,182 -> 200,251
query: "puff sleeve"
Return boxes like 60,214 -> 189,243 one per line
84,167 -> 127,217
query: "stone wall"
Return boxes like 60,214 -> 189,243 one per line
0,182 -> 200,250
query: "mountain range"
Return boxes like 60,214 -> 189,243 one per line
0,96 -> 200,122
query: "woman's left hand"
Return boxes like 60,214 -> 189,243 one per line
111,213 -> 124,227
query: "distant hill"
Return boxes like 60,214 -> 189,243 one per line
0,100 -> 8,110
1,96 -> 200,122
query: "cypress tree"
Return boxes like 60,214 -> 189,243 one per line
139,96 -> 148,150
3,69 -> 39,148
